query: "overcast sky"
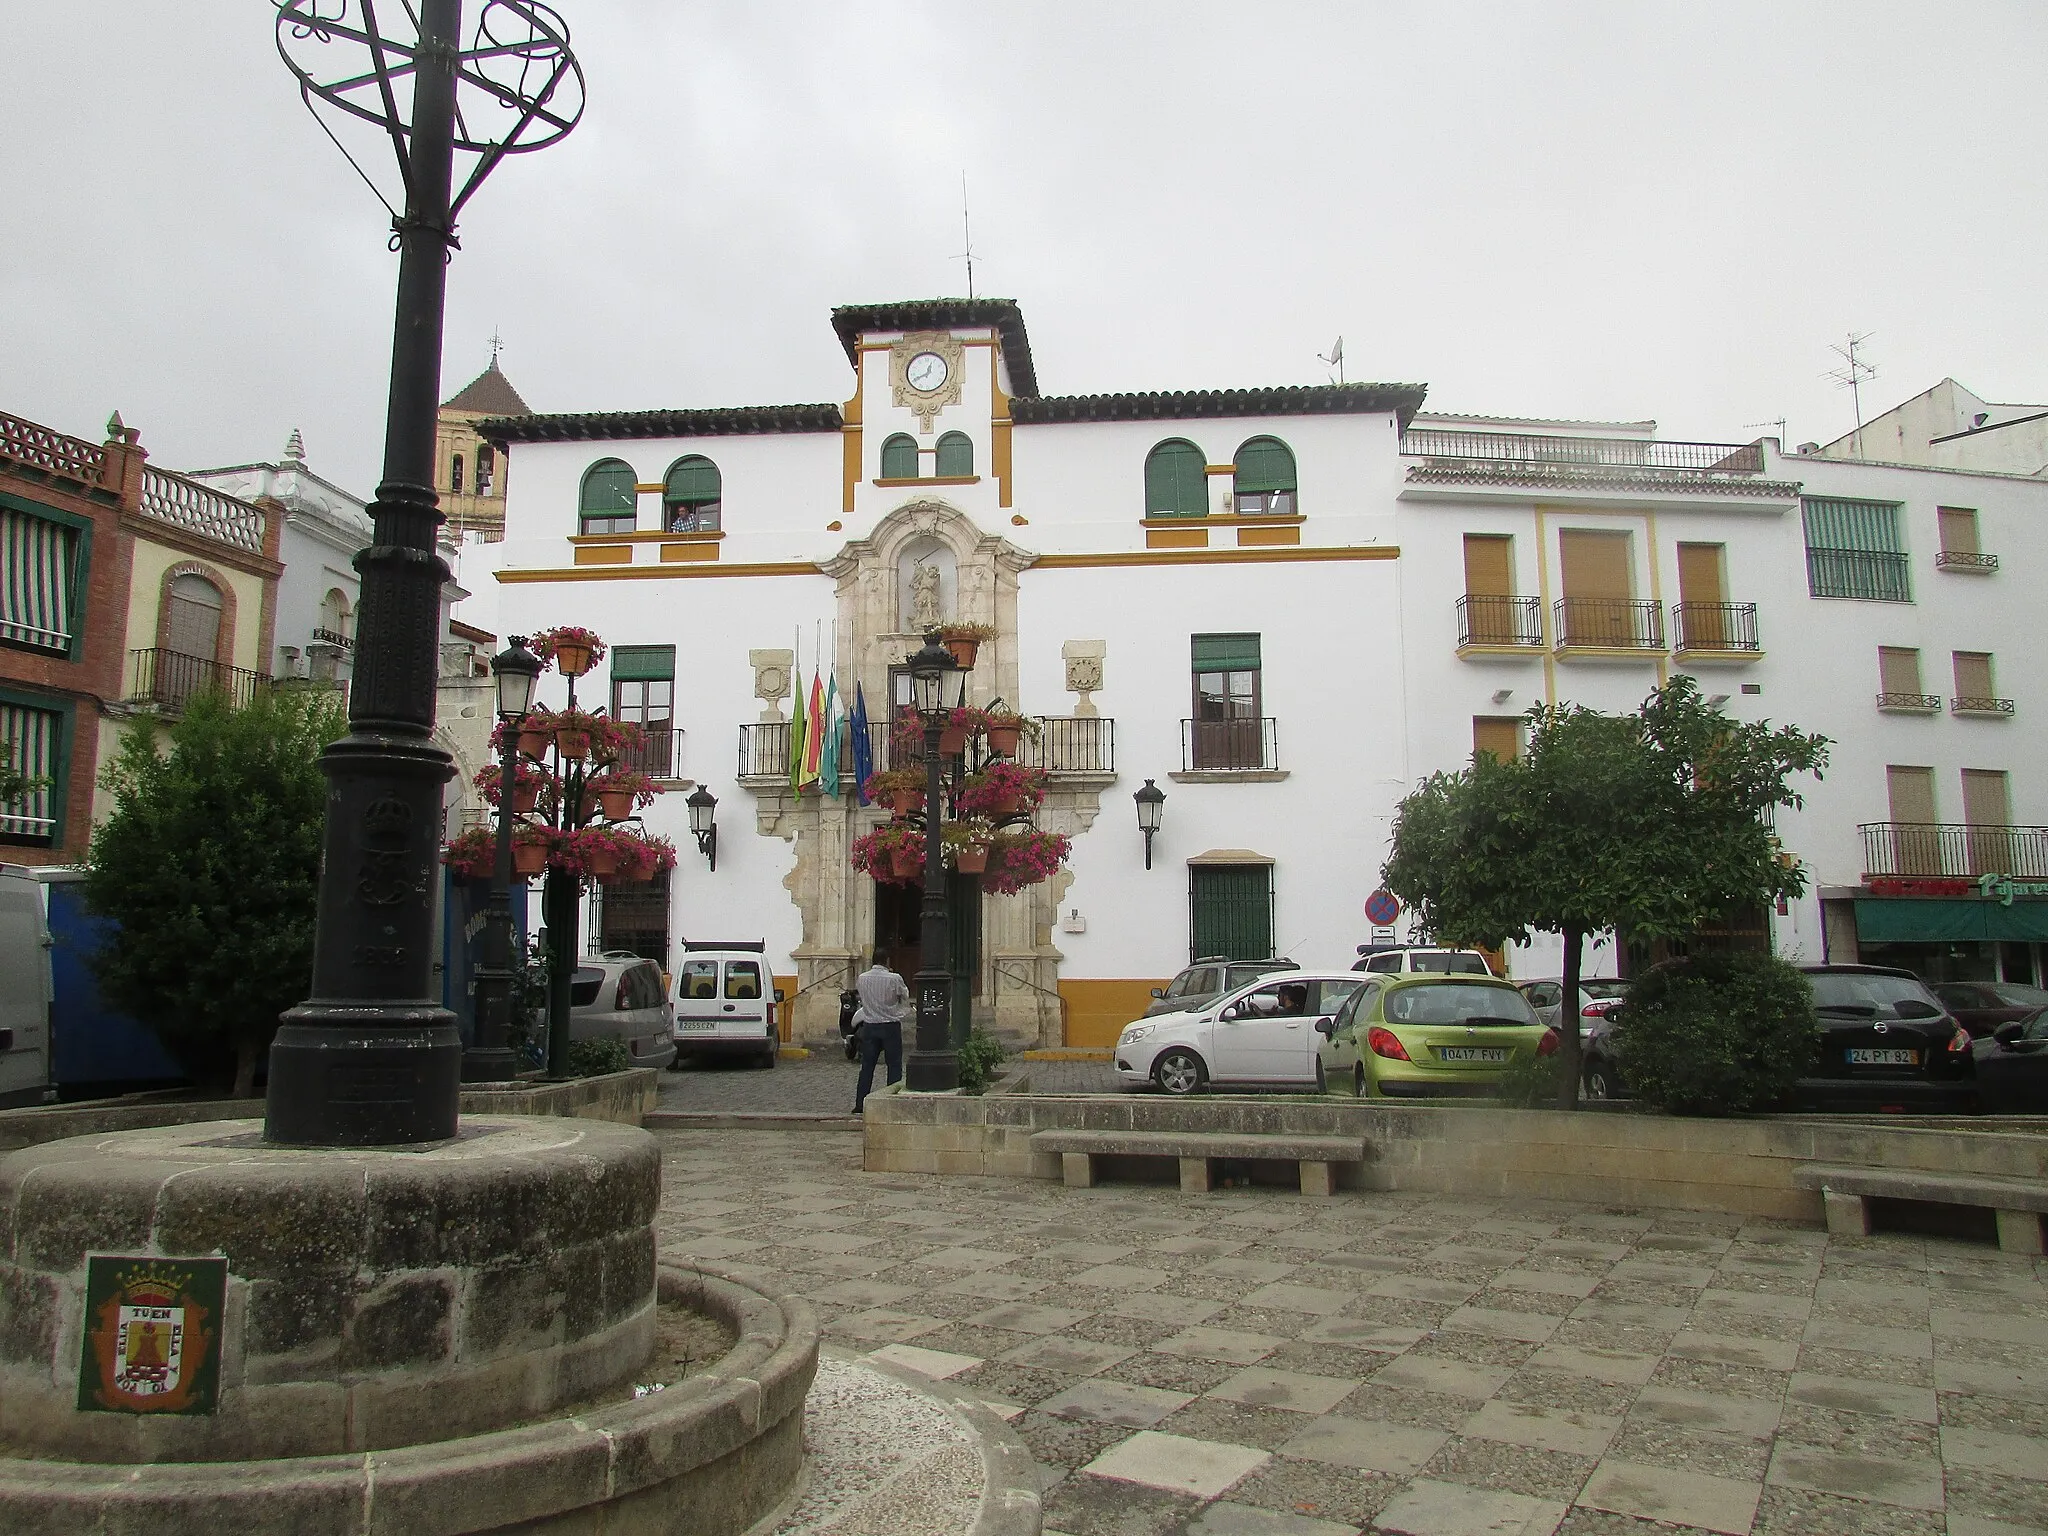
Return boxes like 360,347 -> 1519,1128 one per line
7,4 -> 2044,495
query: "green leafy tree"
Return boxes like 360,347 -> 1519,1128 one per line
84,687 -> 348,1096
0,750 -> 48,811
1610,951 -> 1817,1115
1383,677 -> 1828,1109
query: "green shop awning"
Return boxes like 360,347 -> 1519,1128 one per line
1855,897 -> 2048,944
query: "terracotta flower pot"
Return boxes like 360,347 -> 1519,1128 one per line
588,846 -> 622,877
557,729 -> 592,761
994,793 -> 1030,817
890,846 -> 923,878
887,787 -> 922,817
512,841 -> 548,876
553,641 -> 595,678
597,788 -> 634,821
939,725 -> 969,756
512,784 -> 539,814
516,726 -> 551,757
942,636 -> 979,669
954,846 -> 988,874
985,724 -> 1021,757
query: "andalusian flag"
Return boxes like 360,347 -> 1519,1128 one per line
800,670 -> 825,787
787,667 -> 807,794
819,675 -> 842,796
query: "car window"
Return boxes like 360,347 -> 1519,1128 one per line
1385,983 -> 1539,1026
1451,954 -> 1491,974
1581,980 -> 1630,1001
570,966 -> 606,1008
1333,988 -> 1366,1030
1935,983 -> 1999,1009
635,963 -> 667,1010
1365,954 -> 1400,974
1162,969 -> 1197,1000
725,961 -> 762,1000
1314,978 -> 1363,1015
1807,972 -> 1946,1019
1989,983 -> 2048,1008
678,960 -> 720,1000
1524,983 -> 1559,1009
1236,981 -> 1310,1017
2023,1009 -> 2048,1041
1229,962 -> 1288,989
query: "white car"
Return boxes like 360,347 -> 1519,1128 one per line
671,941 -> 780,1068
1113,970 -> 1366,1094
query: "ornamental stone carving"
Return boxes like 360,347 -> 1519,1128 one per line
1063,638 -> 1105,717
749,649 -> 794,723
889,331 -> 965,434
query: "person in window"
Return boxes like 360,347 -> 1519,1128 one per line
1247,983 -> 1308,1017
669,508 -> 694,533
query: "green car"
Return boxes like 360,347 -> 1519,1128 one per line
1317,974 -> 1556,1097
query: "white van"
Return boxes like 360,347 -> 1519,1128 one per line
0,866 -> 52,1108
670,940 -> 779,1069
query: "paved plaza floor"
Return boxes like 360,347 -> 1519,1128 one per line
656,1127 -> 2048,1536
655,1050 -> 1120,1115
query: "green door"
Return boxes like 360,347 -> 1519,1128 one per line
948,872 -> 981,1045
1189,864 -> 1273,961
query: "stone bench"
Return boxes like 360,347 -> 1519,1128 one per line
1029,1129 -> 1368,1197
1792,1164 -> 2048,1254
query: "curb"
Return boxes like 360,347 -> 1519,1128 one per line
1020,1048 -> 1112,1062
778,1045 -> 812,1060
645,1111 -> 863,1132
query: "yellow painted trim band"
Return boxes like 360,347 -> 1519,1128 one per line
497,561 -> 820,583
1141,512 -> 1305,529
633,482 -> 663,495
571,530 -> 723,545
660,543 -> 719,563
1204,464 -> 1235,476
1237,526 -> 1301,547
573,545 -> 632,566
874,475 -> 980,488
1036,545 -> 1397,570
1146,527 -> 1210,549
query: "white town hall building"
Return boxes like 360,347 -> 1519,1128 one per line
473,299 -> 2048,1047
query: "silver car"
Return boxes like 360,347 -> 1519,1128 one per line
570,956 -> 677,1070
1145,956 -> 1300,1018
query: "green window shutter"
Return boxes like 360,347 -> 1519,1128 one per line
1145,440 -> 1207,517
1233,436 -> 1297,495
1801,497 -> 1903,553
611,645 -> 676,683
664,455 -> 720,504
0,698 -> 64,842
935,432 -> 973,477
0,507 -> 77,652
1802,497 -> 1910,600
1191,633 -> 1261,672
580,459 -> 637,513
880,435 -> 919,479
1189,865 -> 1274,962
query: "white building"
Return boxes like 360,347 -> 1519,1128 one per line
1815,377 -> 2048,478
478,299 -> 2048,1046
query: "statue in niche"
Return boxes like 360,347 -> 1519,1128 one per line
908,560 -> 944,631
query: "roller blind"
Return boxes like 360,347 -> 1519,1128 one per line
1145,441 -> 1207,517
0,507 -> 77,652
611,645 -> 676,683
580,460 -> 637,512
1192,633 -> 1261,672
1878,648 -> 1923,696
664,456 -> 720,503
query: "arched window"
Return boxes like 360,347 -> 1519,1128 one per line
879,434 -> 919,480
579,458 -> 638,535
935,431 -> 973,478
476,443 -> 496,495
165,573 -> 224,665
663,455 -> 722,532
1233,436 -> 1297,515
1144,439 -> 1207,518
318,588 -> 351,643
450,453 -> 465,494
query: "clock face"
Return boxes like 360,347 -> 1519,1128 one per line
906,351 -> 950,392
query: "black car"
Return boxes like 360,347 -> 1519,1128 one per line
1973,1008 -> 2048,1114
1798,965 -> 1976,1112
1930,980 -> 2048,1041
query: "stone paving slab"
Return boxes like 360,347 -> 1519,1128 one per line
654,1127 -> 2048,1536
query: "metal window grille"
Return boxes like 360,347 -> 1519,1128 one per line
1456,594 -> 1541,647
1671,602 -> 1759,651
1188,864 -> 1274,963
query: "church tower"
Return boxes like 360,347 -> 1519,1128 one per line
436,346 -> 531,541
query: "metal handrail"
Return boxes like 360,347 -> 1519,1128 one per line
1456,594 -> 1542,648
1553,597 -> 1664,650
1671,601 -> 1759,652
1402,429 -> 1764,474
614,726 -> 686,779
1860,822 -> 2048,879
1952,697 -> 2016,717
310,627 -> 354,650
1012,716 -> 1115,775
1876,692 -> 1942,711
1181,716 -> 1278,772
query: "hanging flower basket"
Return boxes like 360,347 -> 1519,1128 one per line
982,828 -> 1073,897
443,827 -> 495,881
985,724 -> 1021,756
981,710 -> 1037,758
938,622 -> 994,670
850,823 -> 925,883
955,846 -> 989,874
939,724 -> 970,756
516,715 -> 553,758
890,845 -> 923,879
512,837 -> 550,877
513,783 -> 540,814
955,760 -> 1049,821
863,768 -> 925,818
597,788 -> 634,821
588,843 -> 623,877
531,625 -> 606,679
557,729 -> 591,761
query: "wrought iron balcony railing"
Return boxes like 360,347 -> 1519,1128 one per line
1934,550 -> 1999,573
1011,716 -> 1115,775
310,627 -> 354,650
1953,697 -> 2016,718
1807,547 -> 1911,602
739,715 -> 1115,784
614,726 -> 686,780
1401,429 -> 1765,475
124,648 -> 272,711
1456,595 -> 1542,648
1876,692 -> 1942,712
1182,716 -> 1278,772
1553,597 -> 1664,651
1861,822 -> 2048,880
1671,601 -> 1760,652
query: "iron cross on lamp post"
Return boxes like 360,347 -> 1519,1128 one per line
263,1 -> 583,1145
904,633 -> 970,1092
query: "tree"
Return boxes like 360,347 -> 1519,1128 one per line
1383,677 -> 1828,1109
84,686 -> 348,1096
0,751 -> 47,812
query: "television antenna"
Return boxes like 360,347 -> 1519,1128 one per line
956,172 -> 977,300
1824,332 -> 1878,436
1317,336 -> 1345,385
1744,417 -> 1787,444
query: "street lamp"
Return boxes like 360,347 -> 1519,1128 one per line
904,632 -> 966,1091
264,1 -> 583,1146
687,785 -> 718,871
1134,778 -> 1166,870
462,635 -> 542,1082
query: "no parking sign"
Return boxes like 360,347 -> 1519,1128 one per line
1363,888 -> 1401,927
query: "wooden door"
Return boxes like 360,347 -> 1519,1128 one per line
1558,529 -> 1633,644
1677,543 -> 1727,647
1461,535 -> 1516,644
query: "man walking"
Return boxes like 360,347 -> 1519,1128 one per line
852,949 -> 910,1112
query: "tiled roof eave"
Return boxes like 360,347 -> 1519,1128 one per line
1011,383 -> 1428,429
1404,463 -> 1803,497
477,404 -> 845,444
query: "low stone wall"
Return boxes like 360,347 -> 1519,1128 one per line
0,1068 -> 660,1152
862,1085 -> 2048,1221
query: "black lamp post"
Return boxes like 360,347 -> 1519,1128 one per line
903,633 -> 967,1091
1135,778 -> 1166,870
461,636 -> 541,1082
687,785 -> 718,872
264,2 -> 582,1145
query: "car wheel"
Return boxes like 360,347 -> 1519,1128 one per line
1354,1063 -> 1367,1098
762,1040 -> 778,1069
1584,1060 -> 1619,1100
1153,1048 -> 1206,1096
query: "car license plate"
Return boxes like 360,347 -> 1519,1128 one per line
1436,1046 -> 1509,1063
677,1020 -> 716,1033
1847,1047 -> 1917,1065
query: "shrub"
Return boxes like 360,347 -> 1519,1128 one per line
1492,1049 -> 1567,1109
956,1028 -> 1007,1094
1608,951 -> 1816,1116
566,1036 -> 632,1078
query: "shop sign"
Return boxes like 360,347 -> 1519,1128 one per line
1978,874 -> 2048,906
1863,877 -> 1975,897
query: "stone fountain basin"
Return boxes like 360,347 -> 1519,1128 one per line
0,1264 -> 817,1536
